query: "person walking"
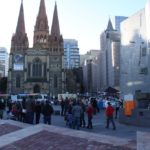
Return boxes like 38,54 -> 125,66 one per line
105,102 -> 116,130
42,100 -> 53,125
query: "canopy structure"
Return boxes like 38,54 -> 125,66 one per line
104,87 -> 119,93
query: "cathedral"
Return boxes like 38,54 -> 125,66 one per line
7,0 -> 65,96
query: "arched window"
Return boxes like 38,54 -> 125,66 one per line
32,58 -> 42,77
54,75 -> 57,88
16,75 -> 21,88
44,36 -> 47,43
40,35 -> 44,43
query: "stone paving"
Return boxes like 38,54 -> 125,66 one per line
0,108 -> 150,150
0,123 -> 21,136
137,131 -> 150,150
0,121 -> 136,150
1,130 -> 134,150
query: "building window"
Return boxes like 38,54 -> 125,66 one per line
16,75 -> 21,88
54,75 -> 57,88
32,58 -> 42,77
139,67 -> 148,75
44,63 -> 46,77
141,47 -> 146,56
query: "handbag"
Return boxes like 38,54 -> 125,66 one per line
22,109 -> 27,113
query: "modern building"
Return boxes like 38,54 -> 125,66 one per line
64,39 -> 80,69
112,16 -> 128,31
99,19 -> 120,91
0,47 -> 9,77
82,50 -> 100,94
120,2 -> 150,98
8,0 -> 65,96
80,50 -> 99,66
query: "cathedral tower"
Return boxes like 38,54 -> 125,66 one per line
33,0 -> 49,49
48,2 -> 64,96
49,2 -> 63,54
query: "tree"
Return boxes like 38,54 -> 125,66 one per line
0,77 -> 7,93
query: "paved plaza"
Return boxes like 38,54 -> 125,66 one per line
0,105 -> 149,150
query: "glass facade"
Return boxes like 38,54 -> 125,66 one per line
64,39 -> 80,69
114,16 -> 128,31
0,47 -> 9,77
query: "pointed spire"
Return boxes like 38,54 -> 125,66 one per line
51,2 -> 60,37
38,0 -> 47,19
34,0 -> 49,31
33,0 -> 49,48
106,18 -> 114,31
16,0 -> 25,35
11,0 -> 29,52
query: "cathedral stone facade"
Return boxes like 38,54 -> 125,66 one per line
8,0 -> 65,96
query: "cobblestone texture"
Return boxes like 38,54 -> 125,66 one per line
0,124 -> 22,136
1,130 -> 135,150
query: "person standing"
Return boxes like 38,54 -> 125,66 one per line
72,101 -> 82,130
42,100 -> 53,125
80,101 -> 86,127
115,100 -> 120,119
0,99 -> 5,119
105,102 -> 116,130
25,98 -> 35,124
86,103 -> 93,129
35,101 -> 41,124
60,99 -> 65,116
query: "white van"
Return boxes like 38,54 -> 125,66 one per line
36,94 -> 48,101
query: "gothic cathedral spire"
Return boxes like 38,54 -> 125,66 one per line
49,2 -> 63,55
51,2 -> 60,37
11,0 -> 29,52
33,0 -> 49,49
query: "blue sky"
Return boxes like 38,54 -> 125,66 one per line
0,0 -> 148,54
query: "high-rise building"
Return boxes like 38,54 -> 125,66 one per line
0,47 -> 9,77
113,16 -> 128,31
8,0 -> 64,96
64,39 -> 80,69
120,1 -> 150,98
81,50 -> 100,93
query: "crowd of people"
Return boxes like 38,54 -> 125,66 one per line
60,98 -> 95,130
0,97 -> 54,125
0,95 -> 122,131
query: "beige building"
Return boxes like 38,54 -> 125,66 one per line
8,0 -> 65,96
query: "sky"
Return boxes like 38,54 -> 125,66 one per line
0,0 -> 148,54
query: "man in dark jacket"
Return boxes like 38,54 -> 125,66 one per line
42,100 -> 53,125
105,102 -> 116,130
0,99 -> 5,119
35,101 -> 41,124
